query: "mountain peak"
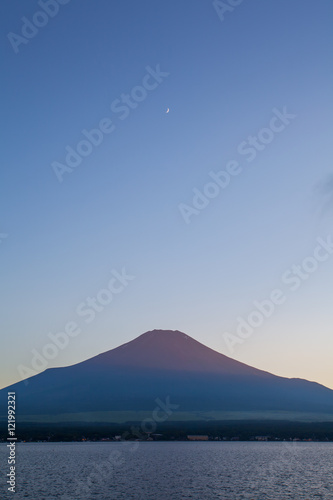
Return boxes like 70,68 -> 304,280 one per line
86,328 -> 265,377
136,329 -> 191,341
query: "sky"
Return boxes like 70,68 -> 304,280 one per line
1,0 -> 333,390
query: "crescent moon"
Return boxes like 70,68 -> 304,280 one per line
166,108 -> 170,113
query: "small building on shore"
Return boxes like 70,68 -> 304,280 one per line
187,435 -> 209,441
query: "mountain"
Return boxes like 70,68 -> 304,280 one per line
1,329 -> 333,423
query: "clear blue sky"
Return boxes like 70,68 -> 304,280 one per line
1,0 -> 333,389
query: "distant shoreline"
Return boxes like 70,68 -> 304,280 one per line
2,438 -> 333,443
1,419 -> 333,443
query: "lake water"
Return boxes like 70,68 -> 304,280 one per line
1,441 -> 332,499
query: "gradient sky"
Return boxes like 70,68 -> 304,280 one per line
1,0 -> 333,390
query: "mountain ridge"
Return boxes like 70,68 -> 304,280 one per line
82,329 -> 274,378
1,329 -> 333,422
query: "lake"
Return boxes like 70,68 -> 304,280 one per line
1,441 -> 332,499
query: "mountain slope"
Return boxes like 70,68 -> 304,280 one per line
82,329 -> 271,375
1,330 -> 333,422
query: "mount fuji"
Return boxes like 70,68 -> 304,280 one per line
1,330 -> 333,423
